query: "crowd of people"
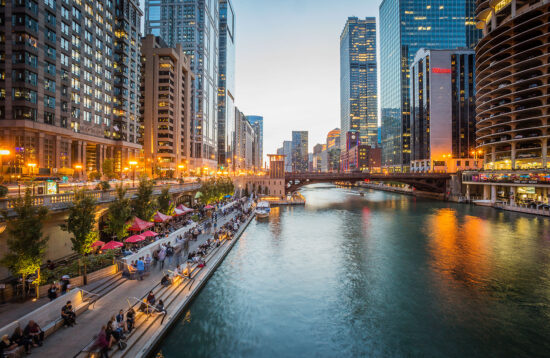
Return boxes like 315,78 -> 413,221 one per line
88,197 -> 252,356
0,320 -> 44,356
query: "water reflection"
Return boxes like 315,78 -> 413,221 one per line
158,185 -> 550,357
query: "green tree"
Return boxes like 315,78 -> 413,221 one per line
61,189 -> 97,256
132,177 -> 157,220
1,188 -> 49,298
157,187 -> 174,215
98,180 -> 111,192
102,159 -> 116,179
88,171 -> 101,181
106,185 -> 132,240
0,185 -> 8,198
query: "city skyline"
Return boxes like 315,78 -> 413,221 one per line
230,0 -> 382,155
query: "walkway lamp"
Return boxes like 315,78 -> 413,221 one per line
129,161 -> 138,187
0,149 -> 10,183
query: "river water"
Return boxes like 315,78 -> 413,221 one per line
157,185 -> 550,358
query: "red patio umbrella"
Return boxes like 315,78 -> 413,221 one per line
173,208 -> 185,216
101,241 -> 124,250
153,211 -> 173,223
91,240 -> 105,248
124,235 -> 145,243
176,204 -> 194,213
141,230 -> 158,238
128,217 -> 154,232
204,205 -> 214,210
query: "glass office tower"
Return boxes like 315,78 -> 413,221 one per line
246,116 -> 263,167
145,0 -> 219,169
379,0 -> 479,171
340,17 -> 378,151
291,131 -> 308,172
217,0 -> 236,170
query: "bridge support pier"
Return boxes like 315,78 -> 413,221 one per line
483,185 -> 490,200
491,185 -> 497,204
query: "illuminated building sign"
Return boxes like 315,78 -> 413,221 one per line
432,68 -> 451,74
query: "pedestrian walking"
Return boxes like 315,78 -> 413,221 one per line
136,257 -> 145,280
158,248 -> 166,270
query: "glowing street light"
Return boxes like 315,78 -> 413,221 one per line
129,161 -> 138,187
0,149 -> 10,183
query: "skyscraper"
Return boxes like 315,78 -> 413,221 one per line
140,35 -> 194,178
217,0 -> 236,170
379,0 -> 480,171
409,48 -> 477,172
340,17 -> 378,151
291,131 -> 308,172
283,140 -> 292,172
0,0 -> 142,179
145,0 -> 219,170
247,116 -> 263,167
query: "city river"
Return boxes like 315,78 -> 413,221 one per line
157,184 -> 550,357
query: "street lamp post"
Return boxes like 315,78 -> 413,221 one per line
129,161 -> 138,187
74,164 -> 83,182
0,149 -> 11,184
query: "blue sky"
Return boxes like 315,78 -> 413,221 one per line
232,0 -> 382,155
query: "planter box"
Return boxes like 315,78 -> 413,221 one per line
86,264 -> 117,283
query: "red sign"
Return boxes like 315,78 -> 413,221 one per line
432,68 -> 451,74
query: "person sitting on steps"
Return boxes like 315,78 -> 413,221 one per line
61,301 -> 76,327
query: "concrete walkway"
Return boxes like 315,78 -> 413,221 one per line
0,270 -> 122,328
25,208 -> 241,357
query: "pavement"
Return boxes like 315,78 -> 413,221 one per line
3,204 -> 241,357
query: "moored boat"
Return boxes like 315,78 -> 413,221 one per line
255,201 -> 271,219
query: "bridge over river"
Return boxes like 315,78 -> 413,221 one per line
285,172 -> 453,194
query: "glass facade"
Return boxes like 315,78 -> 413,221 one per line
379,0 -> 479,171
409,49 -> 476,172
291,131 -> 308,172
146,0 -> 219,167
340,17 -> 378,151
217,0 -> 235,170
246,116 -> 263,167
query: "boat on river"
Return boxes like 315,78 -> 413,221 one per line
255,201 -> 271,219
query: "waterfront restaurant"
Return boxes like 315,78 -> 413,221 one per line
462,171 -> 550,207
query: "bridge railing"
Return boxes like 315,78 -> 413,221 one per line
0,183 -> 201,212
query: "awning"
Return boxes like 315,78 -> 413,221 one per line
141,230 -> 159,238
176,204 -> 194,213
153,211 -> 173,223
101,241 -> 124,250
127,217 -> 154,232
125,235 -> 145,243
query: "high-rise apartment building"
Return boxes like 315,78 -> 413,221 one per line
326,128 -> 341,149
247,115 -> 263,167
140,35 -> 193,177
379,0 -> 480,171
251,119 -> 261,169
410,48 -> 478,173
340,17 -> 378,151
145,0 -> 219,170
234,108 -> 256,171
0,0 -> 142,179
475,0 -> 550,171
217,0 -> 235,170
291,131 -> 308,172
282,140 -> 292,172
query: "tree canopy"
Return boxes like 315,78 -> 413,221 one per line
61,189 -> 97,256
106,185 -> 132,240
1,188 -> 49,296
199,177 -> 234,204
132,176 -> 157,220
157,187 -> 174,215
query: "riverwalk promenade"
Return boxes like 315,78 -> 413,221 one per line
1,200 -> 253,357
